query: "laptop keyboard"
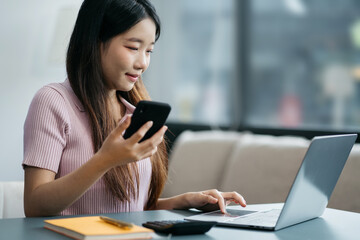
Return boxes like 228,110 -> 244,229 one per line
230,209 -> 281,226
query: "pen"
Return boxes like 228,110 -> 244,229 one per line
100,216 -> 134,229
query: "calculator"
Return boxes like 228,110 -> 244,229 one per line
142,220 -> 216,235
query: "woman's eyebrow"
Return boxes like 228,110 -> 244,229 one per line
126,37 -> 155,45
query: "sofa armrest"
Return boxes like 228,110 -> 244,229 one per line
0,181 -> 25,219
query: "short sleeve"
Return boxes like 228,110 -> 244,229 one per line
23,86 -> 70,173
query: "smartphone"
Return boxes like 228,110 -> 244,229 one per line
123,100 -> 171,142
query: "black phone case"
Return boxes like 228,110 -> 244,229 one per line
123,101 -> 171,142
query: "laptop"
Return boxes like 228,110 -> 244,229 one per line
185,134 -> 357,231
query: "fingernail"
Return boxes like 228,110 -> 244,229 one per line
147,121 -> 153,127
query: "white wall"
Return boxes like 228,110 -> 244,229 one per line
0,0 -> 82,181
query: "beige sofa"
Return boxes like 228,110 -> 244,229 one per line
0,181 -> 24,218
162,131 -> 360,213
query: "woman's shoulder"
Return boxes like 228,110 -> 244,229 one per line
35,80 -> 69,99
32,83 -> 65,103
32,79 -> 81,110
28,80 -> 75,118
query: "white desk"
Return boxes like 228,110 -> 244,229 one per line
0,203 -> 359,239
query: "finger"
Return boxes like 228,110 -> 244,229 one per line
128,121 -> 153,144
114,115 -> 131,136
202,194 -> 218,205
136,125 -> 168,155
140,146 -> 158,160
137,133 -> 163,159
222,191 -> 246,207
221,191 -> 247,207
147,125 -> 168,145
204,190 -> 227,214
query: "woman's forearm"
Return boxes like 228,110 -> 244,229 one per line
155,193 -> 191,210
24,153 -> 110,217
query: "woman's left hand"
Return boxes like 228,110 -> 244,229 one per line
183,189 -> 246,214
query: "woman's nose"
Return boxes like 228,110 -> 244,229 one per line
134,52 -> 149,71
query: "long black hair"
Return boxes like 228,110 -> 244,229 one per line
66,0 -> 167,210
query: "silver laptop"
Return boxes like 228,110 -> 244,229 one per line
185,134 -> 357,231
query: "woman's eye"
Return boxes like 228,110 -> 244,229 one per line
147,50 -> 153,54
127,47 -> 138,51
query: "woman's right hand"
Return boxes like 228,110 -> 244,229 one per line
96,115 -> 168,169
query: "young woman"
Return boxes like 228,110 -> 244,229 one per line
23,0 -> 246,217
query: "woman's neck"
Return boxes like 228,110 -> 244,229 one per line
109,91 -> 125,123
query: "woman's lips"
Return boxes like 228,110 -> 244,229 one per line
126,73 -> 139,83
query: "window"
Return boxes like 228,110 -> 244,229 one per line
146,0 -> 237,126
245,0 -> 360,131
149,0 -> 360,133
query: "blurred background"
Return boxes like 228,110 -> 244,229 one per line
1,0 -> 360,180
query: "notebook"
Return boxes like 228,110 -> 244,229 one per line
44,216 -> 154,239
185,134 -> 357,231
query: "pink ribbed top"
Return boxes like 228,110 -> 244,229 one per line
23,79 -> 152,215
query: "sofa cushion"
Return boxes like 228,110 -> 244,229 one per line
162,130 -> 241,198
329,144 -> 360,212
220,133 -> 309,204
